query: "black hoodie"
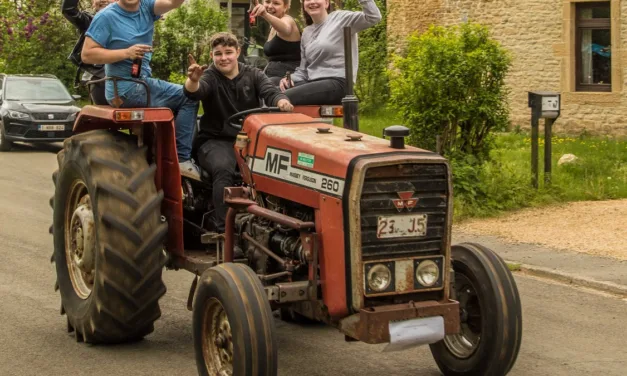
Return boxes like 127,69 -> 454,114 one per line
184,63 -> 288,146
61,0 -> 105,78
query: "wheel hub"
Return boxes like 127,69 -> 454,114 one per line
70,202 -> 95,273
202,298 -> 234,376
64,181 -> 95,300
443,273 -> 482,359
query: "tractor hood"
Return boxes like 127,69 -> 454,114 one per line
244,113 -> 445,199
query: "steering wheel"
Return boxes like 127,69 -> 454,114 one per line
227,107 -> 283,130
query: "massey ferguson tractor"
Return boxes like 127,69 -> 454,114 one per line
49,30 -> 522,376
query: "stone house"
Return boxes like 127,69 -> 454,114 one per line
386,0 -> 626,136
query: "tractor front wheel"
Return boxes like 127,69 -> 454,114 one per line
52,130 -> 167,343
0,124 -> 13,152
429,243 -> 522,376
193,263 -> 278,376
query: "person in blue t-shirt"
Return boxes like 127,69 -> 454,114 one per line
81,0 -> 201,179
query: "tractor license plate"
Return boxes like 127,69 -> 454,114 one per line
39,124 -> 65,131
377,214 -> 427,239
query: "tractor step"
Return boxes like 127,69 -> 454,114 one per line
174,249 -> 218,275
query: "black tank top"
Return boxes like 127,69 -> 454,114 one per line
263,35 -> 301,62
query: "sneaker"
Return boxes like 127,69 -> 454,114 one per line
180,159 -> 201,180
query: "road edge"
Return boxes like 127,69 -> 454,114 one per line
506,261 -> 627,297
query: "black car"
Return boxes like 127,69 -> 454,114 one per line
0,74 -> 81,151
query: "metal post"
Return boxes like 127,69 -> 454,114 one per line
531,112 -> 539,189
544,118 -> 553,185
341,27 -> 359,131
227,0 -> 233,30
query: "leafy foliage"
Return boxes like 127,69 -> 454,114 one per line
389,23 -> 512,162
151,0 -> 228,81
0,0 -> 81,92
343,0 -> 388,113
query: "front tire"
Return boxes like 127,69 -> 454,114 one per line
0,124 -> 13,151
193,263 -> 278,376
52,130 -> 168,343
429,243 -> 522,376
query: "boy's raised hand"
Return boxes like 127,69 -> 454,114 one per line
187,54 -> 208,82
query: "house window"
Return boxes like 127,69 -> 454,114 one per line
576,2 -> 612,92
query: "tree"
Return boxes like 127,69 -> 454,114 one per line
151,0 -> 228,83
389,23 -> 512,162
0,0 -> 81,92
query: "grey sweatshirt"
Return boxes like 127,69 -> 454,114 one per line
291,0 -> 382,84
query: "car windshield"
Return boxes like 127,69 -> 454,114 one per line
5,78 -> 72,101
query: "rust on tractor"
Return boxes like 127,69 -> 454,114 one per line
339,300 -> 460,344
346,155 -> 450,312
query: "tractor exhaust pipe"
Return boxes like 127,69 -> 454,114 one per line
342,27 -> 359,132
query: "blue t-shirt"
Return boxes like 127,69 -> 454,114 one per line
85,0 -> 161,101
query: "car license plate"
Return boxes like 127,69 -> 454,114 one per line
39,124 -> 65,131
377,214 -> 427,239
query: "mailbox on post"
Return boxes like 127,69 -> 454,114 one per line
528,91 -> 561,188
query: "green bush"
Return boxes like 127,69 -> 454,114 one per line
389,22 -> 512,162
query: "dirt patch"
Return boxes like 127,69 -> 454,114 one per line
453,199 -> 627,261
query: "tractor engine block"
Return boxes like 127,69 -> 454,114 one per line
233,195 -> 312,281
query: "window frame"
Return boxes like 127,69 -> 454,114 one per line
575,2 -> 612,92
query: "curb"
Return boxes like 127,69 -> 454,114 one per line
505,260 -> 627,297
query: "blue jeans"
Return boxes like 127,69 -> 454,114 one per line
111,77 -> 199,162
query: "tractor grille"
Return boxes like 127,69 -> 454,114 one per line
359,163 -> 448,261
31,113 -> 70,121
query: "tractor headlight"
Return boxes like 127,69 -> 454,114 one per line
367,264 -> 392,292
416,260 -> 440,287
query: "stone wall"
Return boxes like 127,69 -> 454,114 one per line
386,0 -> 627,137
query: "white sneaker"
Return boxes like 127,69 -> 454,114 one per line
180,159 -> 201,180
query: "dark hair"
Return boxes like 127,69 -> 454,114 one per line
302,0 -> 333,26
210,32 -> 240,49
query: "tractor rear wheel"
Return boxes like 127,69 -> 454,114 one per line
52,130 -> 168,343
193,263 -> 278,376
429,243 -> 522,376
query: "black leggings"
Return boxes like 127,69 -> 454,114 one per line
265,60 -> 300,85
197,138 -> 237,232
283,77 -> 347,105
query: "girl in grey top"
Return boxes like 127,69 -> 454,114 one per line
279,0 -> 381,105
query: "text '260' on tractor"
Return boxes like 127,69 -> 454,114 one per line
49,28 -> 522,376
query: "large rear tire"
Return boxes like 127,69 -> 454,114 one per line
52,130 -> 168,343
429,243 -> 522,376
193,263 -> 278,376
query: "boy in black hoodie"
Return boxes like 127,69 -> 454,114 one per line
184,32 -> 293,232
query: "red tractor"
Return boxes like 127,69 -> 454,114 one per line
49,36 -> 522,376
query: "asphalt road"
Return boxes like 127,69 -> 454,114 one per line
0,142 -> 626,376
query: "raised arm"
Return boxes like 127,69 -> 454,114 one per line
61,0 -> 92,33
250,1 -> 297,37
183,55 -> 214,101
153,0 -> 186,16
337,0 -> 382,33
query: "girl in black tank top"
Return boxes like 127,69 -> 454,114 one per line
249,0 -> 301,85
